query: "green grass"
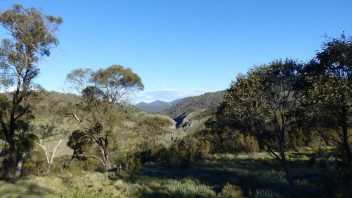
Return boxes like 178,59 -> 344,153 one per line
0,172 -> 217,198
0,151 -> 348,198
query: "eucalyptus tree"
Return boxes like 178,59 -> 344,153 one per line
221,59 -> 304,186
303,34 -> 352,164
66,65 -> 144,170
0,5 -> 62,178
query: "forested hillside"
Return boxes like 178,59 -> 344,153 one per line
161,91 -> 225,118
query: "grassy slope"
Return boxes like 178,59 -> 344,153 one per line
43,138 -> 73,157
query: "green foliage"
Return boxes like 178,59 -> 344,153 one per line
135,115 -> 174,153
146,178 -> 217,198
22,162 -> 37,176
213,128 -> 259,154
137,115 -> 174,131
64,64 -> 144,171
155,135 -> 208,168
233,133 -> 259,154
91,65 -> 144,102
0,150 -> 348,197
217,59 -> 308,185
67,130 -> 92,159
303,34 -> 352,164
220,59 -> 305,151
0,4 -> 62,61
66,68 -> 92,93
67,65 -> 144,104
30,91 -> 80,138
0,94 -> 10,110
112,153 -> 142,180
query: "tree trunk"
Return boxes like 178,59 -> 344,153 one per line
2,145 -> 17,179
342,124 -> 352,165
99,147 -> 111,170
278,136 -> 294,187
281,158 -> 294,186
341,107 -> 352,165
103,151 -> 111,170
105,159 -> 112,170
15,152 -> 28,177
217,130 -> 225,151
2,78 -> 21,179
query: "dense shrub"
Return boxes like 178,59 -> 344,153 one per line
62,157 -> 105,173
22,149 -> 47,176
112,153 -> 142,180
234,133 -> 259,153
22,162 -> 38,176
155,136 -> 207,168
137,115 -> 174,131
140,143 -> 167,164
220,129 -> 259,154
289,131 -> 313,149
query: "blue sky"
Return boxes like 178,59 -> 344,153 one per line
1,0 -> 352,103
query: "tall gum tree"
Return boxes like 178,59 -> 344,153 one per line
0,4 -> 62,178
66,65 -> 144,170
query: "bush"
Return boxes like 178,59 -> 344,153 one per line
22,148 -> 47,176
140,144 -> 166,164
137,115 -> 174,131
112,153 -> 142,180
63,157 -> 104,173
141,178 -> 217,198
239,134 -> 259,153
289,131 -> 313,149
157,136 -> 206,168
218,183 -> 243,198
22,162 -> 38,176
221,130 -> 259,153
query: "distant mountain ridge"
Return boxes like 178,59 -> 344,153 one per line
136,91 -> 224,117
136,100 -> 176,113
161,91 -> 225,119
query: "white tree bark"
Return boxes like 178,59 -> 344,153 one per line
36,139 -> 63,173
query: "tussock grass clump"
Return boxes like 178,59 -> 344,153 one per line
218,183 -> 243,198
138,177 -> 217,198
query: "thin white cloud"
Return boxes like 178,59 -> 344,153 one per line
130,89 -> 208,103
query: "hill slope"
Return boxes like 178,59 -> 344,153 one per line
136,100 -> 173,112
161,91 -> 225,119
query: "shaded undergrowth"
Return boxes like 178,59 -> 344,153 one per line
139,155 -> 338,198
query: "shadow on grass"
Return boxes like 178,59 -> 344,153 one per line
139,158 -> 336,198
